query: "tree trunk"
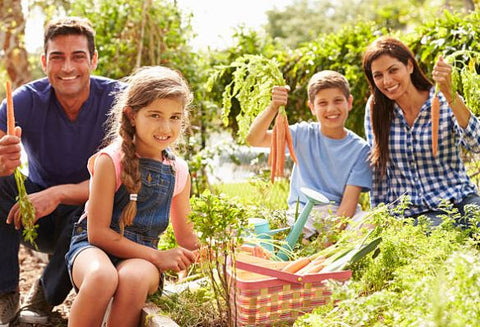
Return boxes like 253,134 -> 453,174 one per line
1,0 -> 32,88
463,0 -> 475,11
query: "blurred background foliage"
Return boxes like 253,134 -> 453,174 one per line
1,0 -> 479,194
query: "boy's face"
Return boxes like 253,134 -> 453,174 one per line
308,88 -> 353,132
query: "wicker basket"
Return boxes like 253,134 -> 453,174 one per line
228,254 -> 351,327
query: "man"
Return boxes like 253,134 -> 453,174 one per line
0,17 -> 124,325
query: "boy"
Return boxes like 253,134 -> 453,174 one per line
246,70 -> 372,238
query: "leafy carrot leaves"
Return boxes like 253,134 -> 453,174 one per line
5,81 -> 38,248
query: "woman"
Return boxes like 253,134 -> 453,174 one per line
363,36 -> 480,226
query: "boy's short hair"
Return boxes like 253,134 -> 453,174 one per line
307,70 -> 350,102
44,16 -> 96,59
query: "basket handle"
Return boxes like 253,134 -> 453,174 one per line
234,259 -> 305,284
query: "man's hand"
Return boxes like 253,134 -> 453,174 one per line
7,187 -> 61,229
0,127 -> 22,176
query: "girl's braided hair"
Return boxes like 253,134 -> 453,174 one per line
105,66 -> 192,234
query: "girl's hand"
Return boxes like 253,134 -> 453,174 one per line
433,56 -> 454,102
270,86 -> 290,111
154,247 -> 197,272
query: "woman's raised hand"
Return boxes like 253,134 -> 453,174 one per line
433,56 -> 454,102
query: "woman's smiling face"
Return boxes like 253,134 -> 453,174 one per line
371,54 -> 414,101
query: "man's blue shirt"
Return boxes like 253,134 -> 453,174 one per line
0,76 -> 124,188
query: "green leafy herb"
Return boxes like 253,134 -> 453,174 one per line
14,165 -> 38,248
208,54 -> 286,142
444,50 -> 480,114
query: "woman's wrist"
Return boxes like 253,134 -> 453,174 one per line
445,92 -> 457,106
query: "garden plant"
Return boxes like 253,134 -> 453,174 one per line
2,3 -> 480,327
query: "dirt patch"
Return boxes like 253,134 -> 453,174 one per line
12,245 -> 74,327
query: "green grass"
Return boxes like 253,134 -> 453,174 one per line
213,178 -> 289,210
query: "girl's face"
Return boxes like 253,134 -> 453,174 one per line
131,97 -> 184,160
370,54 -> 414,101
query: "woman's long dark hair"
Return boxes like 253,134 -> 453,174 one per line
362,36 -> 433,177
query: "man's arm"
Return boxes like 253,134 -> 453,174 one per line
46,180 -> 90,205
8,180 -> 90,229
245,86 -> 289,147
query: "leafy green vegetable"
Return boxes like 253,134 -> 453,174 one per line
14,166 -> 37,248
188,190 -> 250,324
295,203 -> 480,327
207,54 -> 286,142
444,50 -> 480,115
320,232 -> 382,273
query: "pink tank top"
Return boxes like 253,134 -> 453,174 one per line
87,141 -> 189,196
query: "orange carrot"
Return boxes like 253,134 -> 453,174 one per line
284,114 -> 297,164
268,107 -> 295,183
275,114 -> 286,177
432,85 -> 440,157
281,257 -> 311,273
270,122 -> 278,183
301,261 -> 325,274
6,81 -> 15,136
296,255 -> 326,274
310,255 -> 326,264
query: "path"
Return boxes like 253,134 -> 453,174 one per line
13,245 -> 72,327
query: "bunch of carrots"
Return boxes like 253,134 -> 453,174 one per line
269,106 -> 298,183
5,81 -> 37,247
281,253 -> 326,275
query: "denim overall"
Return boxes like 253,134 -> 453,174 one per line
66,153 -> 176,291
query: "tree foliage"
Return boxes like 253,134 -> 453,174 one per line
1,0 -> 31,88
2,0 -> 479,190
68,0 -> 194,80
210,9 -> 480,139
264,0 -> 475,48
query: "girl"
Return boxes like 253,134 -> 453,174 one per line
65,66 -> 199,327
363,36 -> 480,225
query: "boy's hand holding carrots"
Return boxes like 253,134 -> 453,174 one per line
270,86 -> 290,111
269,85 -> 297,182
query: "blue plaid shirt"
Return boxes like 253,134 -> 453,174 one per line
364,86 -> 480,216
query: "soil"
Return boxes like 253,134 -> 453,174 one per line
12,245 -> 74,327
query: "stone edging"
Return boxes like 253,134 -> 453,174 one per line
141,302 -> 179,327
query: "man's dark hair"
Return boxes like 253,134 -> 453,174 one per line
44,16 -> 96,59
